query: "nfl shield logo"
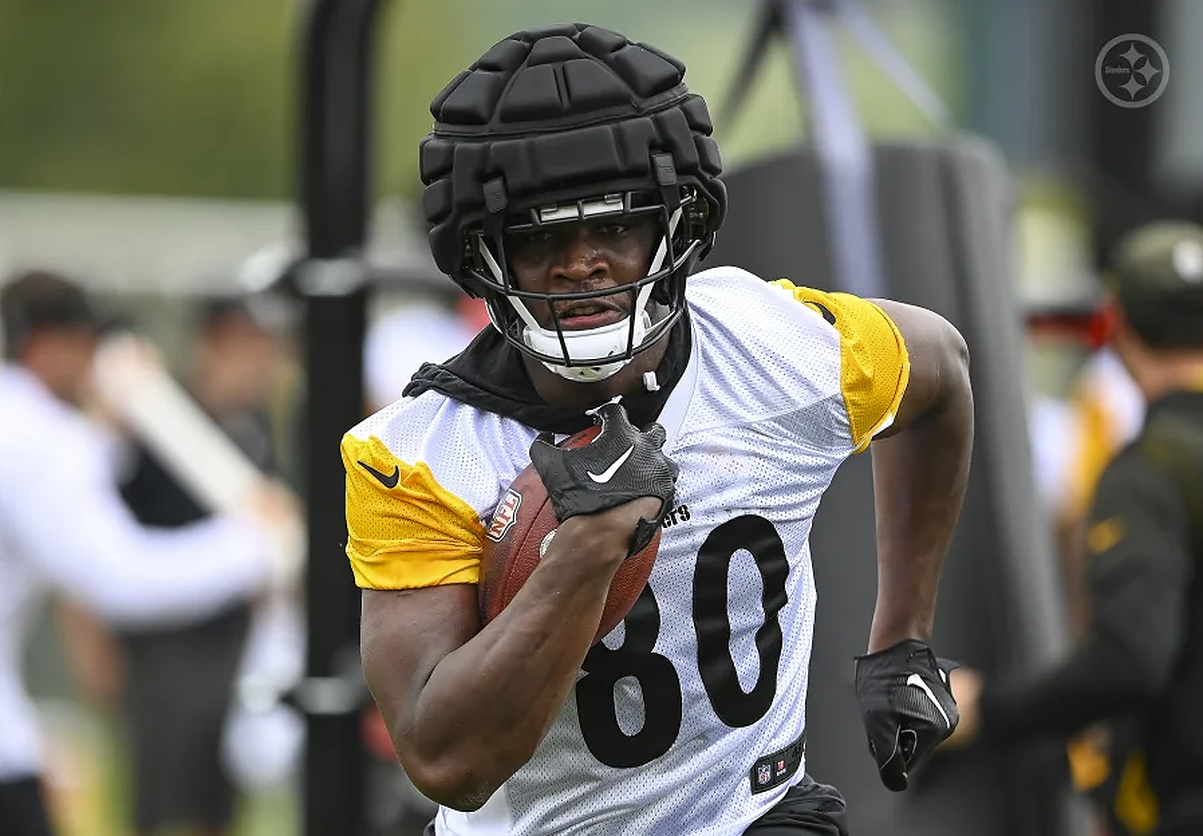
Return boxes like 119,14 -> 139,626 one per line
486,490 -> 522,541
757,763 -> 772,786
776,759 -> 787,774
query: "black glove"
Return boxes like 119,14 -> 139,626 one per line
529,397 -> 678,554
854,639 -> 959,792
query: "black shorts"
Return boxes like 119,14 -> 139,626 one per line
0,776 -> 55,836
744,775 -> 848,835
119,603 -> 251,833
421,773 -> 848,835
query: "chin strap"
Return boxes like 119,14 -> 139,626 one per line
543,357 -> 625,382
536,307 -> 654,383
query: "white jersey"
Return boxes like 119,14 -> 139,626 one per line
343,267 -> 911,835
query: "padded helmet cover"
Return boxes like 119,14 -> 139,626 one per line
419,23 -> 727,290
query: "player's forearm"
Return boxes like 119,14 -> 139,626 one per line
405,530 -> 624,809
867,332 -> 973,652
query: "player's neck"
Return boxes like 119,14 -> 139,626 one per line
1125,349 -> 1203,402
522,335 -> 671,413
1145,357 -> 1203,401
21,349 -> 80,405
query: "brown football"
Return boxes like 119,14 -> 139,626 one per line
478,425 -> 661,644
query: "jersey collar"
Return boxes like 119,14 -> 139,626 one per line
403,313 -> 693,435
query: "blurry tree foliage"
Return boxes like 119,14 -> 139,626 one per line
0,0 -> 954,202
1,0 -> 298,198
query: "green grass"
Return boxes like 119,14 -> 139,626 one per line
43,704 -> 298,836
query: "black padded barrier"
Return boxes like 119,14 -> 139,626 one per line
707,137 -> 1083,836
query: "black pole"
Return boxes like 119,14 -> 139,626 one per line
1085,0 -> 1162,266
296,1 -> 387,834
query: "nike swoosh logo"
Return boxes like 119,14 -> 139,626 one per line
358,461 -> 400,489
906,673 -> 950,729
586,445 -> 634,483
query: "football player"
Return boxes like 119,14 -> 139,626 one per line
345,24 -> 973,836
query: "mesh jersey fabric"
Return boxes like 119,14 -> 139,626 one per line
341,266 -> 910,836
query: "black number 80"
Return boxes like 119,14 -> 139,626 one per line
576,514 -> 790,767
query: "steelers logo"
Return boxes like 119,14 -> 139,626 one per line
1095,34 -> 1169,109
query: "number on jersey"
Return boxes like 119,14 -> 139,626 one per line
577,515 -> 790,768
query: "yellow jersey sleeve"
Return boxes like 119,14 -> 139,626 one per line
772,280 -> 911,453
342,432 -> 485,590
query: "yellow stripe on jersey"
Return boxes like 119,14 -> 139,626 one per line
342,433 -> 485,590
772,280 -> 911,453
1065,387 -> 1122,519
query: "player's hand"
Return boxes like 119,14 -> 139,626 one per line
941,667 -> 982,749
554,496 -> 667,571
854,639 -> 959,792
529,397 -> 677,554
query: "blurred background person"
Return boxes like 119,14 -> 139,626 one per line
949,221 -> 1203,836
1059,347 -> 1146,546
1059,351 -> 1146,615
1025,298 -> 1151,826
0,270 -> 298,836
113,293 -> 296,836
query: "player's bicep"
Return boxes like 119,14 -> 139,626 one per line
361,585 -> 481,744
343,432 -> 485,590
869,299 -> 969,439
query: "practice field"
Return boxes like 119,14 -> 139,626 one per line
39,701 -> 296,836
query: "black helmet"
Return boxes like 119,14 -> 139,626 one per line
419,23 -> 726,382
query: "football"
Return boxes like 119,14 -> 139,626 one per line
478,425 -> 661,644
